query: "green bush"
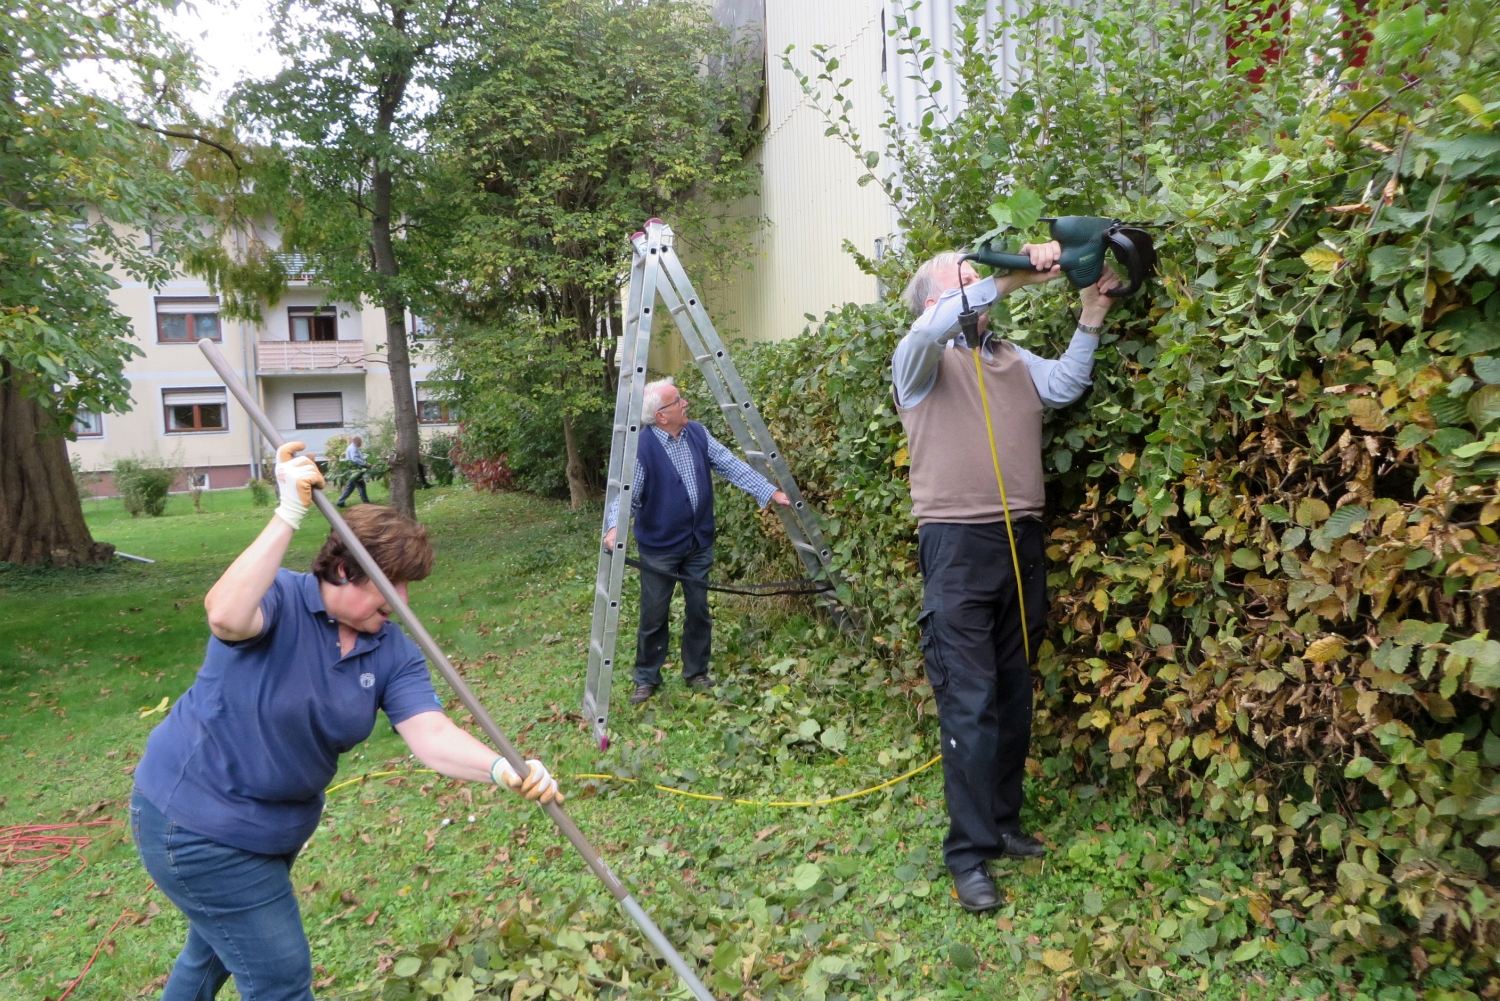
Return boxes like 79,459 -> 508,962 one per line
423,431 -> 457,487
691,0 -> 1500,986
248,478 -> 273,508
112,457 -> 178,518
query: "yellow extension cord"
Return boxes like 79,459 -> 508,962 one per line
325,755 -> 941,808
973,344 -> 1031,664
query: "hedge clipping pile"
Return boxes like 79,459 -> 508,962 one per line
692,0 -> 1500,985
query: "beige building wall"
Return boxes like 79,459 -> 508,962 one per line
71,264 -> 453,496
685,0 -> 894,361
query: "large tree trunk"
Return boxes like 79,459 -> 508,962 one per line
561,409 -> 590,510
0,367 -> 114,565
369,161 -> 421,519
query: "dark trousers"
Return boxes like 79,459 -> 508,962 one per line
131,791 -> 312,1001
633,546 -> 714,686
917,519 -> 1048,874
337,472 -> 369,505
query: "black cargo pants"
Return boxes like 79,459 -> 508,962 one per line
917,518 -> 1048,875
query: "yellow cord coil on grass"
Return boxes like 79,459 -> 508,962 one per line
325,755 -> 942,808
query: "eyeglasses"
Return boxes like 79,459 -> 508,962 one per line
655,397 -> 689,414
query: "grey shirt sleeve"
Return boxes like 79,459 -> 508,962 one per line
1013,331 -> 1100,408
891,279 -> 1000,408
892,275 -> 1101,409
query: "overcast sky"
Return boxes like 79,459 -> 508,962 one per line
165,0 -> 283,116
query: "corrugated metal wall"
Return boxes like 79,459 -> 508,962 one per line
700,0 -> 1088,350
692,0 -> 892,355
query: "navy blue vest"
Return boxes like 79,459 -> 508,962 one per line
633,422 -> 714,554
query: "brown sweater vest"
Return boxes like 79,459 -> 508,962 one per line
897,341 -> 1045,525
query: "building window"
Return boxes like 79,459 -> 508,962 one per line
416,383 -> 455,424
73,410 -> 103,437
163,388 -> 228,433
289,306 -> 338,342
157,297 -> 222,343
293,392 -> 344,429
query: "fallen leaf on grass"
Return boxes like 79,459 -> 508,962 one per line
1042,949 -> 1074,971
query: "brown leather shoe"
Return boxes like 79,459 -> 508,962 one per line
629,684 -> 657,706
685,674 -> 715,691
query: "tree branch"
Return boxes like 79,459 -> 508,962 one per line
132,122 -> 242,173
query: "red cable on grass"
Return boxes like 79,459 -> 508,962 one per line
54,907 -> 132,1001
1,820 -> 120,888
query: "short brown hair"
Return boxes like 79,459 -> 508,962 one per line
312,505 -> 434,586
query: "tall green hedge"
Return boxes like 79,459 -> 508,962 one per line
688,0 -> 1500,983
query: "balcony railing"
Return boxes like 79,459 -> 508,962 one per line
256,340 -> 367,373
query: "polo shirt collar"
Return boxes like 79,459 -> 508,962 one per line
298,572 -> 328,616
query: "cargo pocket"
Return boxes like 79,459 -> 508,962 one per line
916,608 -> 949,692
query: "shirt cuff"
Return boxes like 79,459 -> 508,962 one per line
754,482 -> 777,508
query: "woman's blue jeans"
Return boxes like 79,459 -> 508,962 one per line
131,790 -> 313,1001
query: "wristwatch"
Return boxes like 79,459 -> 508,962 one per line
1076,319 -> 1103,336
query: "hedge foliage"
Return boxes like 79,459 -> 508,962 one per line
688,0 -> 1500,986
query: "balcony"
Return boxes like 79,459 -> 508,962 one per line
256,340 -> 367,374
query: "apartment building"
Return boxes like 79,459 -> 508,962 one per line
71,263 -> 455,496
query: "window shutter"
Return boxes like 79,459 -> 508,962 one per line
163,388 -> 228,407
294,394 -> 344,427
156,297 -> 220,314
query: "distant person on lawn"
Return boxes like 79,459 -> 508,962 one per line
336,435 -> 369,507
603,377 -> 791,705
131,441 -> 562,1001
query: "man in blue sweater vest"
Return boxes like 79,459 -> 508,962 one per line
604,378 -> 790,705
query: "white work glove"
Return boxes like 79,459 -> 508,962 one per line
273,441 -> 326,531
491,757 -> 564,804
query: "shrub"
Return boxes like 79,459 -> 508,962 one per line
248,478 -> 272,508
691,0 -> 1500,985
423,431 -> 457,486
113,457 -> 178,518
450,432 -> 515,492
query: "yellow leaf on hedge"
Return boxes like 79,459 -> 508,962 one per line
1356,690 -> 1380,718
1302,246 -> 1345,271
1453,93 -> 1492,127
1345,397 -> 1389,432
1092,588 -> 1110,612
1118,452 -> 1137,471
1305,636 -> 1347,663
1041,950 -> 1074,972
1295,497 -> 1331,527
892,447 -> 909,467
1485,503 -> 1500,527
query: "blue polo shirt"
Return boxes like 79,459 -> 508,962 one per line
134,569 -> 442,855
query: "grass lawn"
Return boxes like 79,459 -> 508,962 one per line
1,487 -> 1323,1001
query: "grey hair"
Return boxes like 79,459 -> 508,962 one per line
641,377 -> 677,421
903,251 -> 966,315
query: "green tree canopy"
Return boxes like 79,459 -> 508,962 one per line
227,0 -> 479,518
0,0 -> 212,563
430,0 -> 760,505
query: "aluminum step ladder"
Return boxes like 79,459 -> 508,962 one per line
581,219 -> 844,750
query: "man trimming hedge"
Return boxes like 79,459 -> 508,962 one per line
893,243 -> 1121,912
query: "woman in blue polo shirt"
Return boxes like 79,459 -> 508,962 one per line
131,443 -> 561,1001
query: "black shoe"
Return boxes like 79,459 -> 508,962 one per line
336,501 -> 346,508
685,674 -> 714,691
1000,832 -> 1047,859
951,864 -> 999,912
629,684 -> 657,706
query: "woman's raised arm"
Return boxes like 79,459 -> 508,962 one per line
204,442 -> 325,641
